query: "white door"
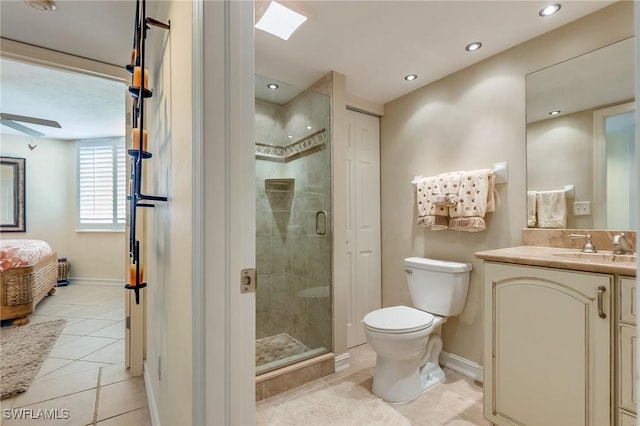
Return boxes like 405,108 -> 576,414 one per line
346,109 -> 381,348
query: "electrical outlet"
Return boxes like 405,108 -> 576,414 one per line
573,201 -> 591,216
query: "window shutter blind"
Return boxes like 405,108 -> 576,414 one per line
77,138 -> 126,230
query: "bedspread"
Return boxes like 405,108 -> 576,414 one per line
0,239 -> 54,272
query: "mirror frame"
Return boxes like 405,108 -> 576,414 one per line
1,156 -> 26,232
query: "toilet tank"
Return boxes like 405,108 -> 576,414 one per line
404,257 -> 472,316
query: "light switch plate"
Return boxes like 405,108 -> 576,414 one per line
573,201 -> 591,216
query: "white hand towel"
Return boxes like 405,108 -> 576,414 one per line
415,176 -> 448,230
448,169 -> 493,232
536,190 -> 567,228
527,191 -> 538,227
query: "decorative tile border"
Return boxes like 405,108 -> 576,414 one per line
256,129 -> 326,163
255,144 -> 286,162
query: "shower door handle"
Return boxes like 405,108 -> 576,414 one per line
316,210 -> 327,235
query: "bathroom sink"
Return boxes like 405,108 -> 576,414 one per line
553,252 -> 637,264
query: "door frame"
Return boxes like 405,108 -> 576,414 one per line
196,1 -> 256,424
0,39 -> 139,370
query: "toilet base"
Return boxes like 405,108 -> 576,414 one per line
418,361 -> 445,398
371,334 -> 444,403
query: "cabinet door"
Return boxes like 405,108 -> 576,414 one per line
619,324 -> 636,414
484,263 -> 611,426
619,410 -> 636,426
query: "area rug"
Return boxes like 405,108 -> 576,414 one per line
257,380 -> 411,425
0,319 -> 65,400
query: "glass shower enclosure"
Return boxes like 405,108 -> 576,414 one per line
254,75 -> 332,375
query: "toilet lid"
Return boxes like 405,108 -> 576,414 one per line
363,306 -> 433,333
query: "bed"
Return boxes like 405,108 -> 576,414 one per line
0,239 -> 58,324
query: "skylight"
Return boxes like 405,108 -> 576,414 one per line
255,1 -> 307,41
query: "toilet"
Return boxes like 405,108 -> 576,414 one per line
362,257 -> 472,403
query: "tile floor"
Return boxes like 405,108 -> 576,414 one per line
1,284 -> 487,425
0,284 -> 151,426
257,343 -> 489,425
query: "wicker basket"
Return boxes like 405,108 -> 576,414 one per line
57,258 -> 70,284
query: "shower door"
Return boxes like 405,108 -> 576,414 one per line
254,75 -> 332,374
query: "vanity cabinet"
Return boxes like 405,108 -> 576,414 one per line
483,262 -> 612,426
617,276 -> 636,424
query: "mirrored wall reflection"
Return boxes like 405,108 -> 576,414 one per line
255,75 -> 332,375
526,37 -> 636,230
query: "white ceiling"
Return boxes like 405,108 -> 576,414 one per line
0,0 -> 619,139
255,0 -> 615,104
0,58 -> 126,140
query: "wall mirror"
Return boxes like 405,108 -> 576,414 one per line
526,37 -> 636,230
0,156 -> 26,232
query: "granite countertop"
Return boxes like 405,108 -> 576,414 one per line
475,246 -> 637,277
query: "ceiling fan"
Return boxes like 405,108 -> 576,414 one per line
0,113 -> 61,137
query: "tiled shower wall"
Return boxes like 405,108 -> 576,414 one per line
255,90 -> 332,353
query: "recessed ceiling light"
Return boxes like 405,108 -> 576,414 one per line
25,0 -> 56,11
404,74 -> 418,81
267,83 -> 279,90
549,110 -> 561,116
255,1 -> 308,41
306,125 -> 312,130
465,42 -> 482,52
539,3 -> 561,17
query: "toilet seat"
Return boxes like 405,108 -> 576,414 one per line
363,305 -> 433,334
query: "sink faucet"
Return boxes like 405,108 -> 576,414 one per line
569,233 -> 597,253
612,233 -> 634,255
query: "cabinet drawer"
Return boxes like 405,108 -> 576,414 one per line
618,410 -> 636,426
619,324 -> 636,414
619,277 -> 636,325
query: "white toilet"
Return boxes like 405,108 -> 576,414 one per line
362,257 -> 472,403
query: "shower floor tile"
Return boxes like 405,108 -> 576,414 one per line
256,333 -> 310,367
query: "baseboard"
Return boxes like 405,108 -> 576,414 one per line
68,277 -> 123,286
143,361 -> 161,426
335,352 -> 350,373
439,351 -> 484,383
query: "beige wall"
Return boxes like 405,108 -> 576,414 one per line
380,2 -> 633,365
0,134 -> 124,282
144,1 -> 193,424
